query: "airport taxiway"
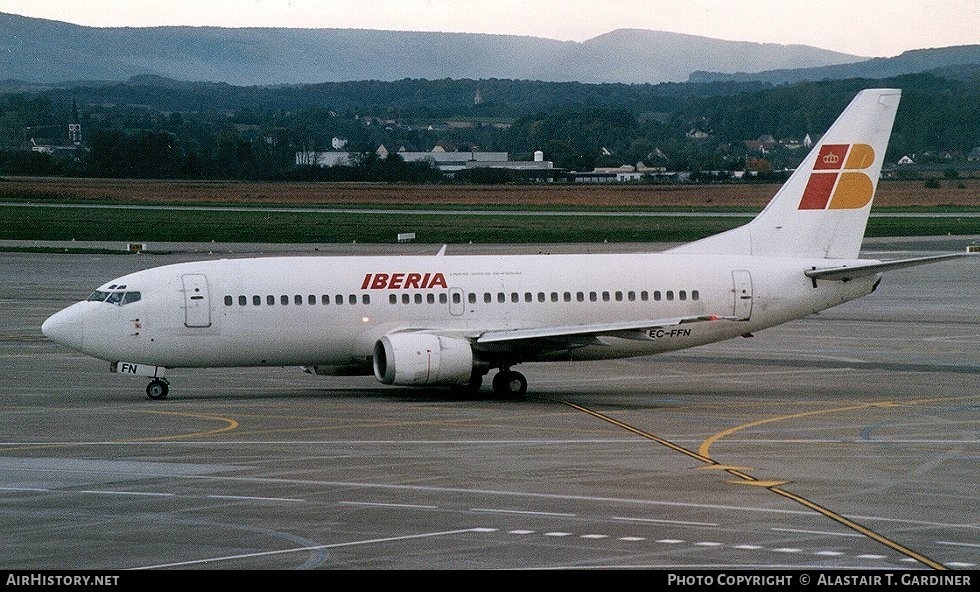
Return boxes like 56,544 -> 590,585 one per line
0,238 -> 976,570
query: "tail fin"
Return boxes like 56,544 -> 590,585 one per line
669,88 -> 901,259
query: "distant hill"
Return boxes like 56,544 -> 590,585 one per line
1,13 -> 864,85
689,45 -> 980,84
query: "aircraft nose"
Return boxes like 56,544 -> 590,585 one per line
42,304 -> 86,351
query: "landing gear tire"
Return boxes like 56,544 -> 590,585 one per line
467,371 -> 484,392
146,379 -> 169,400
452,370 -> 485,396
492,369 -> 527,398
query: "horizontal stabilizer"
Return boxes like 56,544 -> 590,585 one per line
804,253 -> 970,281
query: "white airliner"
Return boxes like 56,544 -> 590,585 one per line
42,88 -> 969,399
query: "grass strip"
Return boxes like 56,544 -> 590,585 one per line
2,205 -> 977,245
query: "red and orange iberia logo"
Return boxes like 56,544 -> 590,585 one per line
799,144 -> 875,210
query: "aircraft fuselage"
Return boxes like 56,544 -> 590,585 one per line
45,251 -> 878,372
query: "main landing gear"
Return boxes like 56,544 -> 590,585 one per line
460,367 -> 526,398
146,378 -> 169,400
492,368 -> 527,398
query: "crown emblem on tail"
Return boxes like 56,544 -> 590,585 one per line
799,144 -> 876,210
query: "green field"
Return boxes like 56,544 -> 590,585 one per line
2,203 -> 978,246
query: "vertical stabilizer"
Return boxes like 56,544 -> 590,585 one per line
669,89 -> 901,259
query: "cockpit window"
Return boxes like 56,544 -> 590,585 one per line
88,290 -> 141,305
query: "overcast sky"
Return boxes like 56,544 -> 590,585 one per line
1,0 -> 976,58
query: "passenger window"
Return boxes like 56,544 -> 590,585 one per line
224,295 -> 233,306
468,293 -> 476,304
295,295 -> 303,305
427,294 -> 435,304
484,293 -> 492,303
666,291 -> 674,301
253,295 -> 261,306
362,294 -> 370,304
268,295 -> 276,305
563,292 -> 571,302
389,294 -> 397,304
238,295 -> 247,306
524,292 -> 532,303
615,292 -> 623,302
511,292 -> 519,303
537,292 -> 545,302
602,291 -> 610,302
692,290 -> 700,301
654,291 -> 661,301
576,292 -> 584,302
641,291 -> 648,301
402,294 -> 410,304
335,295 -> 343,305
628,291 -> 636,302
452,293 -> 461,304
281,295 -> 289,305
550,292 -> 558,302
679,290 -> 687,301
414,294 -> 422,304
589,292 -> 597,302
349,294 -> 357,305
309,295 -> 316,305
497,293 -> 505,303
440,293 -> 448,304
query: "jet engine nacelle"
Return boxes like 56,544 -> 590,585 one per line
373,333 -> 474,386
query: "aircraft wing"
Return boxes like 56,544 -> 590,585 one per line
474,314 -> 738,348
805,253 -> 970,281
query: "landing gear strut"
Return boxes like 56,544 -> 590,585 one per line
146,378 -> 169,400
492,369 -> 527,398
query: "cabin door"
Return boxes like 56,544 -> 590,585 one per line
732,270 -> 753,320
182,274 -> 212,328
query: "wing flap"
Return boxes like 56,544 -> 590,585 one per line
476,314 -> 737,345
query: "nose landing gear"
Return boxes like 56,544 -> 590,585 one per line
146,378 -> 169,400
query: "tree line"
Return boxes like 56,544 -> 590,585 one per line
0,72 -> 976,181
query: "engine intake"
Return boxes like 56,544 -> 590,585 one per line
373,333 -> 474,386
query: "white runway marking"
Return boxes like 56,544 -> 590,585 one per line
614,516 -> 719,527
472,508 -> 576,517
208,494 -> 304,502
78,490 -> 175,497
937,540 -> 980,549
134,528 -> 490,569
772,527 -> 864,537
339,501 -> 438,509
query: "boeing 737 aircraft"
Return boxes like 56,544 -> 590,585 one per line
42,89 -> 969,399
